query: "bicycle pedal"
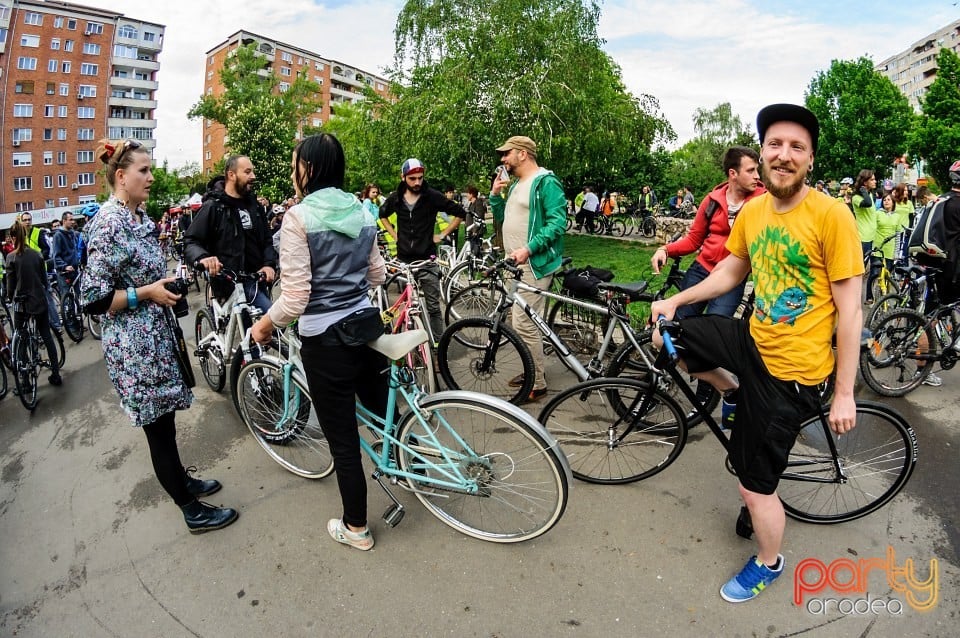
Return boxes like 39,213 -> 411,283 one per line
382,504 -> 405,527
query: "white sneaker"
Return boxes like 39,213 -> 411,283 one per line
327,518 -> 374,551
922,373 -> 942,387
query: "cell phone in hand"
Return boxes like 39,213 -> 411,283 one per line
496,165 -> 510,182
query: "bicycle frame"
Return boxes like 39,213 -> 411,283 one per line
381,262 -> 436,344
197,278 -> 260,365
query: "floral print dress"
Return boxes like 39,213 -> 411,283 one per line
81,196 -> 193,427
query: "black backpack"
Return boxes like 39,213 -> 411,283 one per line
908,192 -> 957,260
562,265 -> 614,298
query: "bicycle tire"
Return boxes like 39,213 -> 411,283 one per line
87,313 -> 103,340
1,308 -> 13,371
779,401 -> 916,524
606,335 -> 719,428
12,331 -> 38,411
866,271 -> 896,303
195,309 -> 226,392
395,393 -> 568,542
442,260 -> 475,303
0,353 -> 6,400
641,217 -> 657,238
408,315 -> 437,394
61,290 -> 84,343
237,359 -> 333,479
611,219 -> 626,237
859,308 -> 933,397
444,281 -> 504,324
545,298 -> 608,361
537,377 -> 687,484
49,329 -> 65,368
865,293 -> 905,329
437,317 -> 534,405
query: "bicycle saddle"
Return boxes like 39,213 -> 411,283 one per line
597,281 -> 650,301
368,329 -> 429,360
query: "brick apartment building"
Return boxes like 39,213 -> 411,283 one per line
202,30 -> 390,175
876,18 -> 960,111
0,0 -> 163,227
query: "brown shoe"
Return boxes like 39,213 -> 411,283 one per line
508,374 -> 526,388
527,387 -> 548,402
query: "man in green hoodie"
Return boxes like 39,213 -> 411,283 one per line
490,135 -> 566,401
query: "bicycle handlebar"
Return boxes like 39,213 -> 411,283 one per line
657,315 -> 679,363
483,257 -> 520,279
193,262 -> 266,283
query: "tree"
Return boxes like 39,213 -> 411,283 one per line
376,0 -> 673,195
909,47 -> 960,191
805,57 -> 916,182
145,161 -> 188,221
188,44 -> 321,202
317,100 -> 395,194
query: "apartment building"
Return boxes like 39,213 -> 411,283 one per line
202,30 -> 390,175
876,18 -> 960,111
0,0 -> 163,225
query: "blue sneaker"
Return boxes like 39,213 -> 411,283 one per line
720,554 -> 784,603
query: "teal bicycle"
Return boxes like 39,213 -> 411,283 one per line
234,327 -> 571,543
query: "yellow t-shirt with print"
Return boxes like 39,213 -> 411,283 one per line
726,190 -> 864,385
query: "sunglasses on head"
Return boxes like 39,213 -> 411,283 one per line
104,139 -> 143,163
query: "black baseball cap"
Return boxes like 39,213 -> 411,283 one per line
756,103 -> 819,154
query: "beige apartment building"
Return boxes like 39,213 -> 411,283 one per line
876,18 -> 960,111
0,0 -> 163,226
201,30 -> 390,175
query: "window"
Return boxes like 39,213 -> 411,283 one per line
13,104 -> 34,117
144,32 -> 156,42
58,175 -> 67,187
77,173 -> 95,186
13,177 -> 33,191
57,151 -> 67,164
67,19 -> 77,31
17,57 -> 38,70
62,61 -> 71,73
206,70 -> 213,80
111,89 -> 126,98
111,107 -> 126,118
314,76 -> 323,84
113,68 -> 129,78
14,128 -> 32,142
85,22 -> 103,35
58,106 -> 67,117
59,197 -> 69,206
205,134 -> 211,144
113,44 -> 136,58
133,90 -> 149,100
44,175 -> 53,189
78,85 -> 96,97
48,59 -> 58,72
78,195 -> 96,205
281,51 -> 292,63
15,202 -> 35,213
78,128 -> 95,140
315,62 -> 324,71
13,153 -> 33,167
54,16 -> 63,28
43,128 -> 53,140
0,28 -> 9,46
64,39 -> 74,52
298,57 -> 303,64
83,42 -> 100,55
57,129 -> 67,141
117,25 -> 138,39
44,105 -> 54,117
205,150 -> 211,161
279,82 -> 290,92
80,63 -> 98,76
46,199 -> 55,208
312,118 -> 321,127
24,12 -> 42,26
77,151 -> 94,163
15,81 -> 35,94
59,83 -> 69,96
20,34 -> 40,47
376,82 -> 385,91
78,107 -> 95,119
51,38 -> 60,50
208,55 -> 214,66
280,67 -> 291,76
43,151 -> 53,165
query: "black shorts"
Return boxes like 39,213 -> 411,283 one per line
672,315 -> 821,495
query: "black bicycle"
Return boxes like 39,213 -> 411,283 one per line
58,268 -> 85,343
9,303 -> 65,411
538,318 -> 916,529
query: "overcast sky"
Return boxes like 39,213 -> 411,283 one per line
136,0 -> 957,169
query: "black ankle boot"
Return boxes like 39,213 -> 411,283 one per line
184,466 -> 221,498
181,500 -> 239,534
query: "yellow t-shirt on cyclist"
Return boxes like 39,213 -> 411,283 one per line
726,190 -> 863,385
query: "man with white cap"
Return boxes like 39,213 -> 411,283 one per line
379,158 -> 465,340
490,135 -> 566,401
651,104 -> 863,603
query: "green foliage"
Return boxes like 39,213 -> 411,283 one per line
804,57 -> 916,181
187,44 -> 322,202
318,100 -> 395,193
145,160 -> 188,220
376,0 -> 674,197
910,48 -> 960,190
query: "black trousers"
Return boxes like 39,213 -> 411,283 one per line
300,335 -> 391,528
142,411 -> 193,506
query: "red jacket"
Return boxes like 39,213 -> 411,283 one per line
663,182 -> 766,272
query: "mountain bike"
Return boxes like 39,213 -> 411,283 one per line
234,327 -> 571,543
538,318 -> 917,530
9,304 -> 64,411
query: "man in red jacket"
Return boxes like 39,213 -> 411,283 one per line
650,146 -> 765,419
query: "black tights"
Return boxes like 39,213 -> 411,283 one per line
142,411 -> 192,506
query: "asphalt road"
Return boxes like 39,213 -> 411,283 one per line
1,295 -> 958,637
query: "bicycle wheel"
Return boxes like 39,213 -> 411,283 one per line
610,219 -> 626,237
87,313 -> 103,340
12,332 -> 38,411
47,329 -> 65,368
194,309 -> 226,391
865,293 -> 904,329
859,308 -> 933,397
444,281 -> 504,323
606,336 -> 719,427
545,298 -> 607,359
1,308 -> 13,371
867,271 -> 896,302
779,401 -> 915,524
407,315 -> 437,394
237,359 -> 333,479
61,290 -> 85,343
538,377 -> 686,483
0,353 -> 6,401
395,393 -> 568,542
437,317 -> 534,404
442,260 -> 476,303
641,216 -> 657,238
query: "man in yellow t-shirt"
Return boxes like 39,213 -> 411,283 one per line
652,104 -> 863,604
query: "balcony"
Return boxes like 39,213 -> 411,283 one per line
108,117 -> 157,129
329,86 -> 361,101
330,69 -> 364,89
108,96 -> 157,109
109,75 -> 158,91
115,56 -> 160,72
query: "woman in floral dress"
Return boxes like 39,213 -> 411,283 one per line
81,138 -> 238,534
